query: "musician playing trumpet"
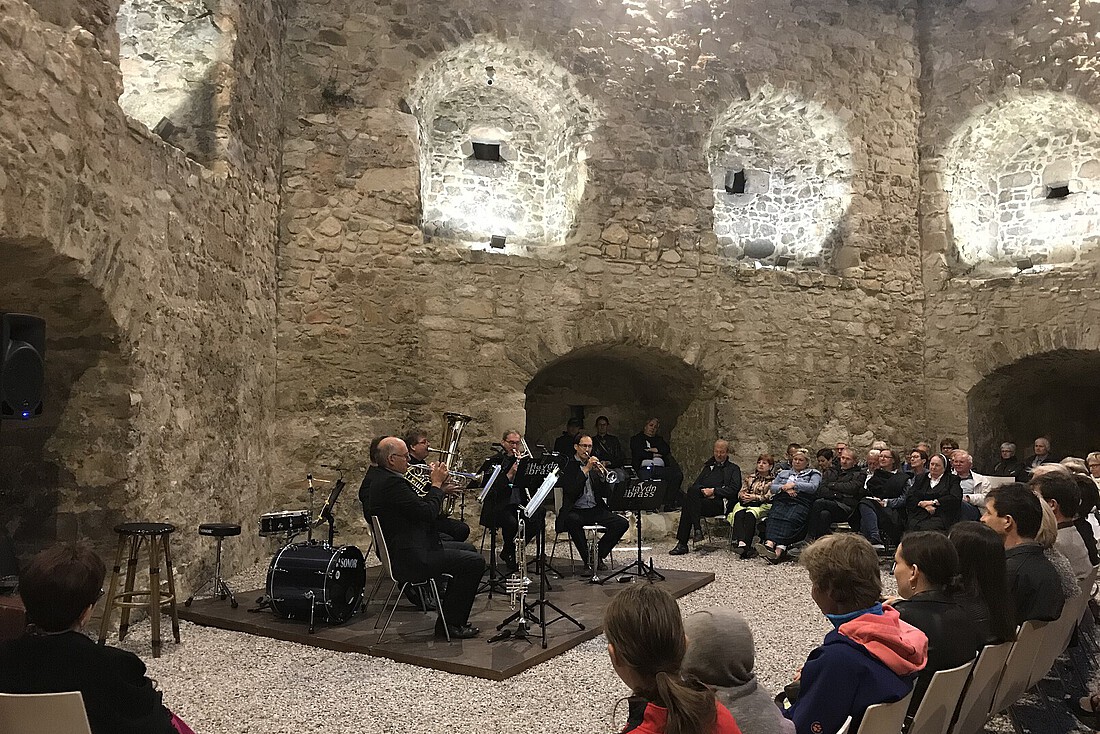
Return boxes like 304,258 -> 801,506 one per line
405,428 -> 472,543
558,433 -> 629,573
477,431 -> 540,573
368,437 -> 485,639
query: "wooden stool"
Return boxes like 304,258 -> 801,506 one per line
98,522 -> 180,658
185,523 -> 241,609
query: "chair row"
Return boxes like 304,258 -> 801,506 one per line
843,564 -> 1099,734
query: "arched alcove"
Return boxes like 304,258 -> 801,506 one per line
708,83 -> 854,267
406,37 -> 599,250
968,349 -> 1100,472
0,240 -> 133,562
116,0 -> 237,163
524,344 -> 710,468
945,91 -> 1100,268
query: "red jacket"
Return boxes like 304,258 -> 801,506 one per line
622,696 -> 743,734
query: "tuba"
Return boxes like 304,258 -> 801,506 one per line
405,411 -> 474,517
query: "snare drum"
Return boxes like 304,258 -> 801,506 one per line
266,542 -> 366,624
258,510 -> 310,537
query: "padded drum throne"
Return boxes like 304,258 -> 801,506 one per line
185,523 -> 241,609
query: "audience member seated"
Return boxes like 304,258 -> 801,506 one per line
991,442 -> 1022,478
630,417 -> 685,511
905,453 -> 962,533
729,454 -> 777,558
558,433 -> 629,572
1071,472 -> 1100,565
948,522 -> 1017,646
776,443 -> 802,472
1018,436 -> 1056,482
604,584 -> 742,734
0,542 -> 186,734
553,416 -> 585,458
1087,452 -> 1100,488
670,440 -> 742,556
1030,469 -> 1091,580
755,449 -> 822,564
805,448 -> 865,541
783,534 -> 927,734
592,415 -> 627,468
891,531 -> 983,713
1034,490 -> 1082,602
858,448 -> 908,550
814,448 -> 834,474
952,450 -> 988,522
681,607 -> 795,734
938,437 -> 960,459
982,483 -> 1066,625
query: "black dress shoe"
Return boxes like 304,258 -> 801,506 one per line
692,527 -> 704,542
436,622 -> 480,640
669,543 -> 689,556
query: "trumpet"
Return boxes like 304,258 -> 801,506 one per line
584,451 -> 611,480
405,463 -> 484,495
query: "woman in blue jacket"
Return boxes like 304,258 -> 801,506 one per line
755,448 -> 821,563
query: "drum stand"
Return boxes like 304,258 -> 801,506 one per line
492,510 -> 583,649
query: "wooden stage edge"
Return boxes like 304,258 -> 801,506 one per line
179,566 -> 715,681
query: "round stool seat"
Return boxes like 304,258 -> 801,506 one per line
199,523 -> 241,538
114,522 -> 176,535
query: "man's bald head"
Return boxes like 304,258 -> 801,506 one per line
377,437 -> 409,470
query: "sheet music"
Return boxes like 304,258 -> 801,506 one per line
524,466 -> 560,517
477,464 -> 504,503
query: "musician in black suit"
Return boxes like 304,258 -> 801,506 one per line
630,417 -> 685,510
404,428 -> 471,543
592,415 -> 627,468
558,433 -> 629,572
477,430 -> 539,572
368,437 -> 485,639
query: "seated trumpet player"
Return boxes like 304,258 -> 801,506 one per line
405,428 -> 471,543
477,431 -> 541,573
558,433 -> 629,573
368,437 -> 485,639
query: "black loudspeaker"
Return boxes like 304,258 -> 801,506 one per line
0,313 -> 46,420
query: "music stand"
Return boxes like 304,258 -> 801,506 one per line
599,476 -> 665,583
314,478 -> 346,546
513,456 -> 562,584
493,466 -> 585,648
473,464 -> 507,597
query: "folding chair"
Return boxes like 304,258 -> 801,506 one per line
371,515 -> 448,642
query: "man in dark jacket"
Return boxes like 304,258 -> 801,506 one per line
991,441 -> 1023,478
368,436 -> 485,639
557,433 -> 629,571
805,448 -> 866,541
857,448 -> 908,550
1017,437 -> 1057,482
670,440 -> 742,555
982,483 -> 1066,626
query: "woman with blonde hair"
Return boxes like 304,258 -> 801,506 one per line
604,584 -> 742,734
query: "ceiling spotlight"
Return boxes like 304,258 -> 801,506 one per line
1015,257 -> 1034,272
485,66 -> 495,86
489,235 -> 506,249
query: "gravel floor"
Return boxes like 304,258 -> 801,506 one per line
116,538 -> 899,734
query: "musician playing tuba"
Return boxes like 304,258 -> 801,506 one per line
404,428 -> 471,543
476,430 -> 541,573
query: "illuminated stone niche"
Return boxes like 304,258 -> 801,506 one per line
116,0 -> 234,163
407,39 -> 598,250
708,84 -> 853,268
945,91 -> 1100,268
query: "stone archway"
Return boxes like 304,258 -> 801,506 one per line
524,344 -> 712,471
967,348 -> 1100,472
0,239 -> 133,561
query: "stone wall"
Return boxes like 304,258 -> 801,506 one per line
275,0 -> 927,532
0,0 -> 285,589
918,0 -> 1100,469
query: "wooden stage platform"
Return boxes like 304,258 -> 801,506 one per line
179,562 -> 714,680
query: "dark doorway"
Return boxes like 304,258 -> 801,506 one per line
968,349 -> 1100,472
524,344 -> 706,466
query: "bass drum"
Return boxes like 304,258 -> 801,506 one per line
266,542 -> 366,624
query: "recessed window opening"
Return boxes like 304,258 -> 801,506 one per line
1045,183 -> 1071,200
724,169 -> 747,195
471,142 -> 502,162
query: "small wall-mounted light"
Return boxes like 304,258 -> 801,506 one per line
775,255 -> 792,269
724,169 -> 747,195
489,235 -> 507,249
485,66 -> 495,86
1015,257 -> 1034,272
1045,184 -> 1070,200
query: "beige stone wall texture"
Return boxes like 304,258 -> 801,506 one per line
274,0 -> 928,533
918,0 -> 1100,469
0,0 -> 286,587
